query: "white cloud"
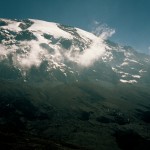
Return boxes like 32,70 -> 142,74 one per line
73,37 -> 106,67
17,41 -> 43,69
0,44 -> 7,57
148,46 -> 150,55
92,21 -> 115,39
65,21 -> 115,67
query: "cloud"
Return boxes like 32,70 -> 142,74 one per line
65,21 -> 115,67
15,41 -> 45,69
74,38 -> 106,67
148,46 -> 150,55
0,44 -> 7,57
92,21 -> 115,39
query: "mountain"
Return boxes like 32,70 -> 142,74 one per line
0,18 -> 150,150
0,18 -> 150,84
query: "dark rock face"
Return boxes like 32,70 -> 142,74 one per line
18,19 -> 34,30
114,130 -> 150,150
141,111 -> 150,123
0,132 -> 83,150
79,111 -> 91,121
15,30 -> 37,41
136,109 -> 150,123
0,19 -> 8,26
96,114 -> 130,125
96,116 -> 113,123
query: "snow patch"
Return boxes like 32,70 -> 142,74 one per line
121,62 -> 129,66
76,28 -> 96,41
29,19 -> 73,39
120,79 -> 137,83
132,75 -> 141,78
139,69 -> 147,74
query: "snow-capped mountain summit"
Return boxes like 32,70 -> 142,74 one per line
0,18 -> 150,84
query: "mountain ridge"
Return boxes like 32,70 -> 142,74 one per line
0,18 -> 150,85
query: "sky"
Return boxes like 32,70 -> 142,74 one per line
0,0 -> 150,54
